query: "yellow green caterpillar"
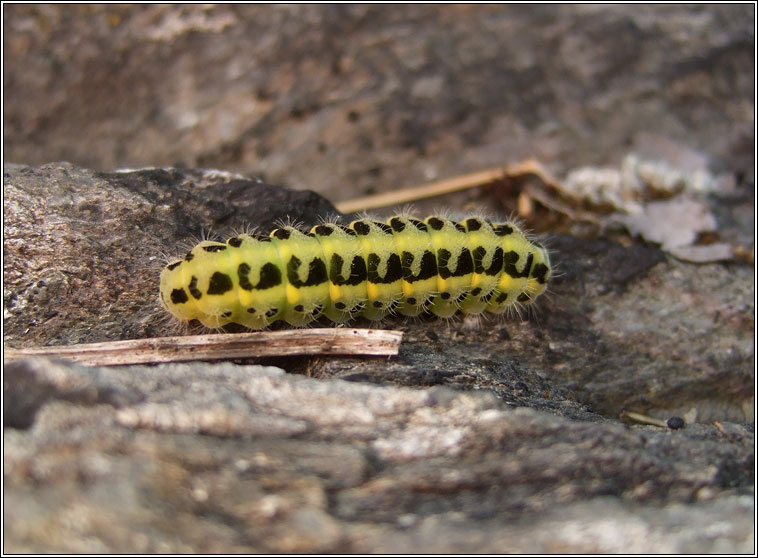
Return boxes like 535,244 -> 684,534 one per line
160,215 -> 551,329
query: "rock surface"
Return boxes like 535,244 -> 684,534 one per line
3,163 -> 754,553
3,5 -> 754,201
4,359 -> 754,553
3,4 -> 754,554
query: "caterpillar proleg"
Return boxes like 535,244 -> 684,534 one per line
160,215 -> 551,329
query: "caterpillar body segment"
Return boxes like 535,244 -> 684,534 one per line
160,215 -> 551,329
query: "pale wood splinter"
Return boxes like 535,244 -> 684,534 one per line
4,328 -> 403,367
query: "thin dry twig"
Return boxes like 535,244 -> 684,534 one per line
712,420 -> 737,442
335,159 -> 561,214
620,410 -> 670,428
4,328 -> 403,367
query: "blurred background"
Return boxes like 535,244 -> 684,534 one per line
3,4 -> 754,206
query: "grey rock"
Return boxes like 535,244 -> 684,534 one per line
3,163 -> 339,346
347,496 -> 755,554
3,360 -> 753,553
3,164 -> 752,553
3,3 -> 754,553
3,5 -> 754,198
3,160 -> 753,552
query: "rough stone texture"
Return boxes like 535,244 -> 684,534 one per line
4,163 -> 753,422
3,164 -> 338,346
3,5 -> 754,203
4,360 -> 754,553
3,4 -> 754,554
3,164 -> 754,553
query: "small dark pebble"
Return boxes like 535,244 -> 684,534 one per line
514,381 -> 529,395
667,416 -> 685,429
425,330 -> 439,341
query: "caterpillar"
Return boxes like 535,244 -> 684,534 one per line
160,215 -> 551,329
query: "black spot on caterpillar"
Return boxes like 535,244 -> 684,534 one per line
160,215 -> 551,329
